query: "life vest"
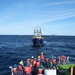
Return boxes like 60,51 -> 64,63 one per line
40,54 -> 44,60
32,60 -> 36,66
29,64 -> 32,69
36,61 -> 40,67
13,68 -> 18,73
18,65 -> 23,70
38,68 -> 43,74
24,66 -> 31,74
46,58 -> 49,62
52,59 -> 56,65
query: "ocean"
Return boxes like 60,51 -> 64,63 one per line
0,35 -> 75,75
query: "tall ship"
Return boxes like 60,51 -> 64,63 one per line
32,27 -> 44,46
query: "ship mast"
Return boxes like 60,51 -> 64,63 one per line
34,26 -> 42,37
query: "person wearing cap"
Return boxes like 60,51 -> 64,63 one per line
31,58 -> 38,75
37,56 -> 41,62
13,64 -> 18,75
40,52 -> 44,60
30,56 -> 34,64
40,52 -> 45,64
18,61 -> 24,75
40,53 -> 47,69
27,56 -> 34,65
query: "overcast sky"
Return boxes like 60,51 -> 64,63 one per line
0,0 -> 75,35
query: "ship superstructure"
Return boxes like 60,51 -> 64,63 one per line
32,27 -> 44,46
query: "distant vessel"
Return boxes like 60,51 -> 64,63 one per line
32,26 -> 44,46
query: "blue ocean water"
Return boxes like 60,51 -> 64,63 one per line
0,35 -> 75,75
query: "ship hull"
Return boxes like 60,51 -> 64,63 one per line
32,38 -> 43,46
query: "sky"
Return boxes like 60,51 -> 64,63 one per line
0,0 -> 75,35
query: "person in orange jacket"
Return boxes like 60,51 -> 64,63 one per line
32,58 -> 37,75
52,56 -> 57,67
18,61 -> 24,75
24,64 -> 32,75
13,64 -> 18,75
40,52 -> 44,60
45,57 -> 50,69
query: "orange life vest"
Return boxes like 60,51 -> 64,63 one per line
29,64 -> 32,69
52,59 -> 56,64
40,54 -> 44,60
18,65 -> 23,70
32,60 -> 36,66
38,68 -> 43,74
24,66 -> 31,74
13,68 -> 18,73
36,61 -> 40,67
46,58 -> 49,62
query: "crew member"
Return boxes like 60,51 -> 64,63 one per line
13,64 -> 18,75
37,56 -> 41,62
24,65 -> 32,75
18,61 -> 23,75
45,58 -> 50,69
32,58 -> 37,66
52,57 -> 57,67
40,52 -> 44,60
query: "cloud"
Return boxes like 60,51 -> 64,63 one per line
38,11 -> 75,26
42,1 -> 75,6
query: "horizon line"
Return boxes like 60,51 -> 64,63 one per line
0,34 -> 75,36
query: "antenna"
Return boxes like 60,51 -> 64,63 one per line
33,25 -> 42,29
33,26 -> 42,36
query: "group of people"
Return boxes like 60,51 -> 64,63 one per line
10,52 -> 57,75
